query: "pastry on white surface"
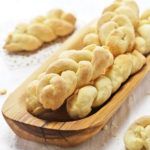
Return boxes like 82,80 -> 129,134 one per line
124,116 -> 150,150
4,9 -> 76,52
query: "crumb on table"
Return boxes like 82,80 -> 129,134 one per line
0,88 -> 7,95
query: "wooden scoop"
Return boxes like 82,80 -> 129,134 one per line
2,20 -> 150,147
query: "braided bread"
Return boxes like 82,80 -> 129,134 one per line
26,44 -> 113,116
103,0 -> 139,28
135,9 -> 150,55
83,0 -> 139,54
124,116 -> 150,150
67,50 -> 146,118
4,9 -> 76,52
97,0 -> 139,56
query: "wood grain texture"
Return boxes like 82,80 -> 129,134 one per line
2,19 -> 150,147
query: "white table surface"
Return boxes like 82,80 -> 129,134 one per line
0,0 -> 150,150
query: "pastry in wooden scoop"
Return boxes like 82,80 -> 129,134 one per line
2,20 -> 150,147
2,0 -> 150,147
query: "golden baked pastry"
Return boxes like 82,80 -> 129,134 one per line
97,0 -> 140,56
124,116 -> 150,150
4,9 -> 76,52
26,0 -> 146,120
135,9 -> 150,54
93,50 -> 145,107
103,0 -> 139,28
26,44 -> 113,116
97,11 -> 135,56
67,50 -> 145,118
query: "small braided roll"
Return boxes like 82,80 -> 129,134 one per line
97,0 -> 139,56
124,116 -> 150,150
26,44 -> 113,116
4,9 -> 76,52
103,0 -> 139,28
83,0 -> 139,53
67,50 -> 146,119
135,9 -> 150,55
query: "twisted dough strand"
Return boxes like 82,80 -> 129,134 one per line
83,23 -> 100,46
26,44 -> 113,115
4,9 -> 76,52
135,9 -> 150,54
67,50 -> 146,119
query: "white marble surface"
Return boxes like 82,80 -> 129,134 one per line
0,0 -> 150,150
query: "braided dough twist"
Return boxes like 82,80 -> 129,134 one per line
26,44 -> 113,115
103,0 -> 139,28
67,50 -> 146,118
124,116 -> 150,150
135,9 -> 150,54
4,9 -> 76,52
97,0 -> 139,56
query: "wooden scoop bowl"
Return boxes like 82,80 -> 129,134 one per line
2,20 -> 150,147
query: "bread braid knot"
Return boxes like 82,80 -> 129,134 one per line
4,9 -> 76,52
67,50 -> 145,119
96,0 -> 140,56
26,44 -> 113,115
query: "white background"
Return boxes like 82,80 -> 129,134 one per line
0,0 -> 150,149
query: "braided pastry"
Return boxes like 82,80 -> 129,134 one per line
103,0 -> 139,28
97,11 -> 135,56
135,9 -> 150,54
124,116 -> 150,150
26,44 -> 113,116
67,50 -> 146,118
4,9 -> 76,52
83,0 -> 139,53
97,0 -> 139,56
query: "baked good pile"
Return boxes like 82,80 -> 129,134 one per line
25,0 -> 150,119
26,0 -> 149,120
